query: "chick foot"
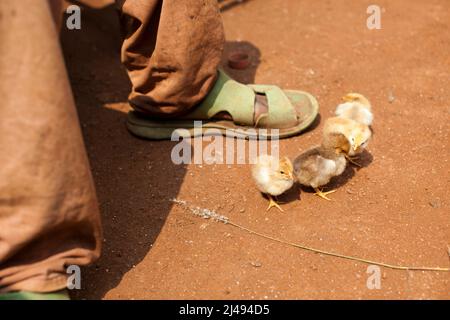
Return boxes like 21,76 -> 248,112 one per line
267,195 -> 284,212
314,188 -> 336,201
345,155 -> 362,167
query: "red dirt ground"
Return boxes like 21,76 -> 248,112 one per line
64,0 -> 450,299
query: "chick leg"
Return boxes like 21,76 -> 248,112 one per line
273,195 -> 287,204
314,188 -> 336,201
345,155 -> 362,167
267,195 -> 284,212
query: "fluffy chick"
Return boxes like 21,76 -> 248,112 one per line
323,116 -> 371,166
293,133 -> 348,200
335,93 -> 373,126
252,155 -> 294,211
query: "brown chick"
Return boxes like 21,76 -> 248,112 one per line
293,133 -> 348,200
252,155 -> 295,211
323,117 -> 372,166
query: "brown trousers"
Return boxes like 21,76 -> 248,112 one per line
0,0 -> 224,293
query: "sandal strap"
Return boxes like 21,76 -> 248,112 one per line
187,70 -> 298,128
249,84 -> 298,128
189,70 -> 255,126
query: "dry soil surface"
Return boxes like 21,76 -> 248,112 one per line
64,0 -> 450,299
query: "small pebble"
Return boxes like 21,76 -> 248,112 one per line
388,91 -> 395,103
429,199 -> 441,208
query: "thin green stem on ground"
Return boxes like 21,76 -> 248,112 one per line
172,199 -> 450,272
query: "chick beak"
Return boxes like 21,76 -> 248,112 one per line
342,95 -> 353,102
288,171 -> 294,180
353,137 -> 362,151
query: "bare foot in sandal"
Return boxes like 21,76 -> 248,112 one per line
127,70 -> 319,140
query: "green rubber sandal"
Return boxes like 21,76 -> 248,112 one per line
127,70 -> 319,140
0,289 -> 70,300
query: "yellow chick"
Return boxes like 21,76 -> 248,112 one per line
335,93 -> 373,126
293,132 -> 348,200
252,155 -> 295,211
323,116 -> 371,166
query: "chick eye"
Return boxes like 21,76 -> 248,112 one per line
280,171 -> 285,174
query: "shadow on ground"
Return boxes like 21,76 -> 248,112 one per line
61,2 -> 186,299
60,1 -> 263,299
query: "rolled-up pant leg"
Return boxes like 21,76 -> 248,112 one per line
0,1 -> 102,293
118,0 -> 225,117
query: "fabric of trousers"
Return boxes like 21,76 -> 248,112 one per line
0,0 -> 224,293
